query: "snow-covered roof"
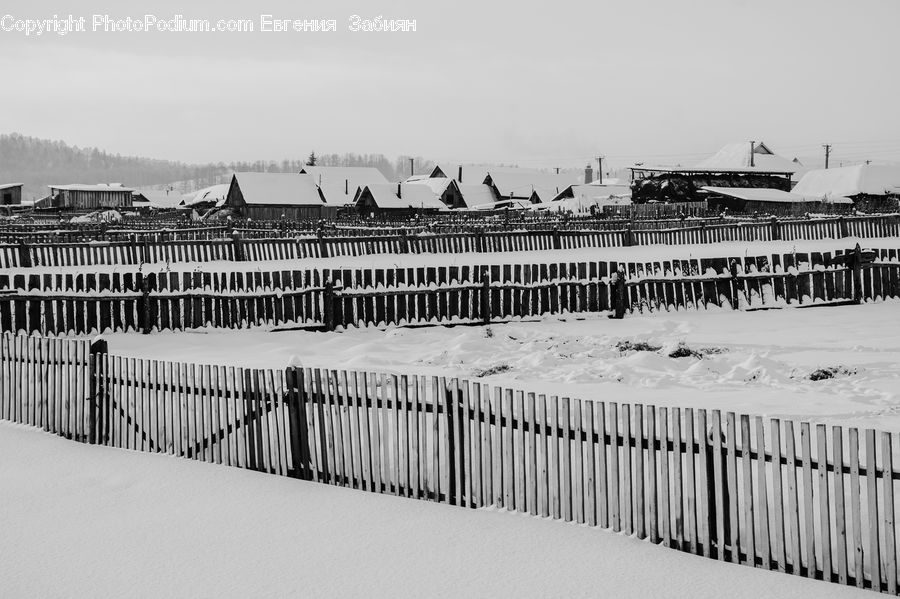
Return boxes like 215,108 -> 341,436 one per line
587,177 -> 628,186
456,184 -> 496,208
231,173 -> 323,206
791,164 -> 900,199
431,164 -> 492,185
132,189 -> 185,209
406,177 -> 453,195
702,186 -> 852,204
486,170 -> 580,202
552,184 -> 632,202
186,183 -> 230,206
49,183 -> 135,192
360,183 -> 446,209
300,166 -> 388,187
0,183 -> 23,190
694,142 -> 802,174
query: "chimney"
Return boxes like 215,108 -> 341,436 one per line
458,166 -> 463,183
397,182 -> 402,199
584,164 -> 593,184
750,141 -> 756,167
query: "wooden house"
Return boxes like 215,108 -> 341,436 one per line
300,166 -> 388,207
225,172 -> 332,220
702,186 -> 852,215
355,183 -> 446,215
406,177 -> 465,208
0,183 -> 23,206
43,184 -> 134,210
791,164 -> 900,212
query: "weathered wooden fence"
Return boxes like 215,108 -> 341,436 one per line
2,215 -> 898,268
2,247 -> 898,335
2,335 -> 899,593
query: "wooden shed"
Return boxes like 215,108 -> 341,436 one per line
0,183 -> 23,206
45,184 -> 134,210
225,172 -> 331,221
355,183 -> 446,216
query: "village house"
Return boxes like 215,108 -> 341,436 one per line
483,170 -> 580,204
355,183 -> 446,215
225,172 -> 333,220
701,186 -> 851,214
0,183 -> 23,206
299,166 -> 388,206
406,177 -> 465,208
630,142 -> 802,203
791,163 -> 900,211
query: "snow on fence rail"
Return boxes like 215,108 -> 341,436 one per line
2,334 -> 899,593
1,214 -> 898,268
1,246 -> 898,336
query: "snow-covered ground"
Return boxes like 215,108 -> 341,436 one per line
0,422 -> 871,598
103,302 -> 900,433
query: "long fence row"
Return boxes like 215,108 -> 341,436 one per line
2,215 -> 899,268
1,334 -> 899,593
1,246 -> 897,335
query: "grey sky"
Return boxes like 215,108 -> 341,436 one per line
1,0 -> 898,170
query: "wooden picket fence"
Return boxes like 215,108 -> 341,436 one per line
2,246 -> 899,336
2,333 -> 899,593
2,214 -> 898,269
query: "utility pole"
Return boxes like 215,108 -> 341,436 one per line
409,157 -> 414,177
597,156 -> 604,184
823,144 -> 832,169
749,140 -> 756,167
555,167 -> 560,174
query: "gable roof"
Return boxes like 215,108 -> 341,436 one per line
552,183 -> 632,202
0,183 -> 23,191
230,172 -> 323,206
49,183 -> 135,192
791,164 -> 900,199
406,177 -> 454,195
300,166 -> 388,187
185,183 -> 230,207
694,142 -> 802,174
455,184 -> 497,208
359,183 -> 446,209
485,170 -> 581,202
132,189 -> 186,208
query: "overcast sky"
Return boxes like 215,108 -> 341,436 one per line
1,0 -> 898,169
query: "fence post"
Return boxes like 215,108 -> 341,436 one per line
477,229 -> 486,253
481,268 -> 491,325
400,229 -> 410,254
729,259 -> 740,308
323,280 -> 336,330
231,230 -> 245,261
316,227 -> 329,258
140,275 -> 154,334
88,338 -> 108,445
770,216 -> 781,241
129,233 -> 140,264
851,243 -> 863,303
838,216 -> 849,238
16,238 -> 31,268
624,226 -> 634,247
285,366 -> 308,479
699,221 -> 708,244
552,226 -> 562,250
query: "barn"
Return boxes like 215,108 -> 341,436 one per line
225,172 -> 332,220
630,142 -> 802,204
42,184 -> 134,210
0,183 -> 23,206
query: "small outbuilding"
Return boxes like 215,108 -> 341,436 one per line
0,183 -> 23,206
43,183 -> 134,210
791,164 -> 900,211
702,186 -> 852,214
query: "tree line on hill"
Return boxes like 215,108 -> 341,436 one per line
0,133 -> 433,200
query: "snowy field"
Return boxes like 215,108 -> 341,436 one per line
0,421 -> 871,598
102,302 -> 900,433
